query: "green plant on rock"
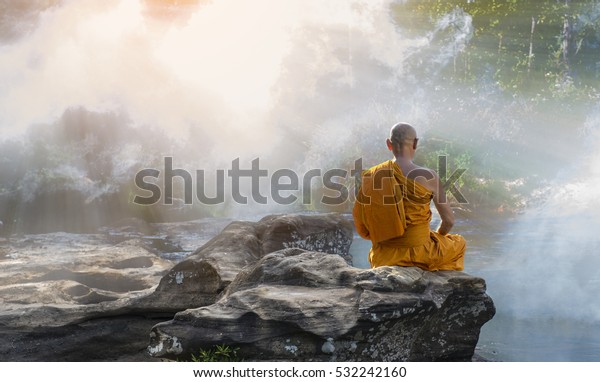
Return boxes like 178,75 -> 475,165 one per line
189,344 -> 241,362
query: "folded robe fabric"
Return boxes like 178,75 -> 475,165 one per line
353,160 -> 466,271
353,160 -> 406,244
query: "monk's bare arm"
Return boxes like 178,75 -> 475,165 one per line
430,172 -> 455,235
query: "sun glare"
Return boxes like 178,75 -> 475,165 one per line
153,0 -> 294,113
81,1 -> 144,44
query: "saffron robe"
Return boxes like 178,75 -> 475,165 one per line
353,160 -> 465,271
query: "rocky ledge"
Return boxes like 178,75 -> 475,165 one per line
0,213 -> 354,361
0,212 -> 494,361
141,213 -> 354,312
148,248 -> 495,361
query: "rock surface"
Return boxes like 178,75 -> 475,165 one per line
0,233 -> 172,323
0,212 -> 495,361
0,213 -> 354,361
143,213 -> 354,311
149,249 -> 495,361
0,232 -> 175,361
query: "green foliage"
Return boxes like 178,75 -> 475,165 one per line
188,345 -> 241,362
394,0 -> 600,102
415,137 -> 526,212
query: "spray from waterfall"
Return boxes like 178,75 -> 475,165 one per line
0,0 -> 577,231
488,105 -> 600,322
0,0 -> 483,227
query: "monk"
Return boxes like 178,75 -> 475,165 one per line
353,122 -> 465,271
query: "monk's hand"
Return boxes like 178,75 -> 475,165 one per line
436,223 -> 451,236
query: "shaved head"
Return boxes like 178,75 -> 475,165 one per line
390,122 -> 417,144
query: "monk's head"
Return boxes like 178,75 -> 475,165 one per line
387,122 -> 418,158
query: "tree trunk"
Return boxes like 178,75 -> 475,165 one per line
561,0 -> 572,77
528,17 -> 535,74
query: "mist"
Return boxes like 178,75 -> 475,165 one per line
0,0 -> 491,227
488,105 -> 600,322
0,0 -> 597,227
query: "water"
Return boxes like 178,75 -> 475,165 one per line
349,213 -> 600,361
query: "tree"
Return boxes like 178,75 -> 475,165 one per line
395,0 -> 600,101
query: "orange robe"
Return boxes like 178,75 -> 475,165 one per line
353,160 -> 465,271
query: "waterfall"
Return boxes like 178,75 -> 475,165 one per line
0,0 -> 480,230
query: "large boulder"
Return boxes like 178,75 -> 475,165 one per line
148,249 -> 496,361
142,213 -> 354,311
0,213 -> 354,361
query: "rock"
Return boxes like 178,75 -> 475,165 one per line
1,212 -> 492,361
0,213 -> 354,361
0,234 -> 174,327
148,249 -> 495,361
100,217 -> 233,262
0,234 -> 171,311
257,214 -> 354,260
0,232 -> 175,361
0,316 -> 166,362
143,213 -> 354,311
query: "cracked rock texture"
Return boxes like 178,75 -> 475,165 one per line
0,213 -> 353,361
1,212 -> 494,361
144,213 -> 354,311
149,248 -> 496,361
